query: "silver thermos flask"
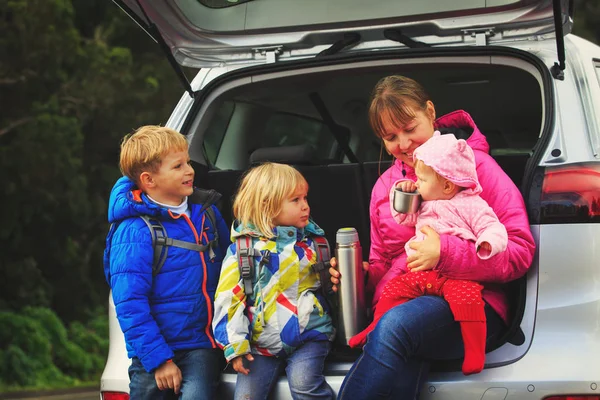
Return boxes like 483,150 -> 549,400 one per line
335,227 -> 367,346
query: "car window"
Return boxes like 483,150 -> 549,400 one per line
203,101 -> 235,166
260,112 -> 336,160
205,100 -> 341,170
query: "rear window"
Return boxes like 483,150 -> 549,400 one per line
261,113 -> 335,156
202,100 -> 339,170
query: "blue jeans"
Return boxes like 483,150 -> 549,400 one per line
235,340 -> 334,400
338,296 -> 506,400
129,348 -> 223,400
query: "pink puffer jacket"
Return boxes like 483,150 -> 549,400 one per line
367,110 -> 536,324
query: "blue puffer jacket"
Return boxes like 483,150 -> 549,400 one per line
103,176 -> 230,372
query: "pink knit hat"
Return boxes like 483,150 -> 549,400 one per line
413,132 -> 482,194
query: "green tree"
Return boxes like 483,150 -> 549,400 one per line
573,0 -> 600,44
0,0 -> 188,322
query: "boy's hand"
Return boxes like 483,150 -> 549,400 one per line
328,257 -> 369,293
232,354 -> 254,375
155,360 -> 182,394
398,181 -> 417,193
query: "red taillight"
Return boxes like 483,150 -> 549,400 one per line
545,396 -> 600,400
101,392 -> 129,400
540,163 -> 600,223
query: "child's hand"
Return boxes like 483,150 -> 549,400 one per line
397,181 -> 417,193
479,242 -> 492,253
232,354 -> 254,375
154,360 -> 182,394
477,242 -> 492,254
328,257 -> 369,293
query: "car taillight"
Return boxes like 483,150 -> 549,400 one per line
540,163 -> 600,223
101,392 -> 129,400
545,397 -> 600,400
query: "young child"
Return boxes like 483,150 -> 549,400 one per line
349,132 -> 508,375
212,162 -> 336,400
103,125 -> 230,399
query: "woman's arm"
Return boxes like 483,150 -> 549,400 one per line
435,152 -> 535,283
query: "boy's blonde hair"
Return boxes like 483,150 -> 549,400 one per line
119,125 -> 188,184
233,163 -> 308,238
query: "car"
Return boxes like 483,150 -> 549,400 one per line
101,0 -> 600,399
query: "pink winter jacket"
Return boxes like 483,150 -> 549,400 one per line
368,110 -> 536,324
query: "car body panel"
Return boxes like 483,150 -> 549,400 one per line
115,0 -> 572,68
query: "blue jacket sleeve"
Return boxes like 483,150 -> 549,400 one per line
109,219 -> 174,372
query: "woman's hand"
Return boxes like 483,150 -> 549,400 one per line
406,226 -> 441,272
231,354 -> 254,375
329,257 -> 369,293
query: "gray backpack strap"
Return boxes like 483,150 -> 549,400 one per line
140,215 -> 211,276
202,206 -> 218,260
310,236 -> 334,296
140,215 -> 169,276
236,236 -> 264,296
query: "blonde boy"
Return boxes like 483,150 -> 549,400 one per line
103,125 -> 229,399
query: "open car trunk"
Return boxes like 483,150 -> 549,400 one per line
182,48 -> 545,388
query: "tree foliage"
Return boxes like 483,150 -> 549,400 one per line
0,0 -> 189,323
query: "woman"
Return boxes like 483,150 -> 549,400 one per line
329,75 -> 535,399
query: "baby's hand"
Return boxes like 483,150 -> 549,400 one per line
477,242 -> 492,254
397,181 -> 417,193
232,354 -> 254,375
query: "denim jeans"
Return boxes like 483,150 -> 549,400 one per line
129,348 -> 223,400
338,296 -> 506,400
235,340 -> 334,400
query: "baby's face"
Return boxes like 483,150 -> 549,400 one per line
414,162 -> 447,201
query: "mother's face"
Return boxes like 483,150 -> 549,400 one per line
380,101 -> 436,167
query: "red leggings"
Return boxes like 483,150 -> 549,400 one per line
349,270 -> 486,375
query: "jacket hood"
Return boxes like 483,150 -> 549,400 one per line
434,109 -> 490,154
230,219 -> 325,240
107,176 -> 168,224
413,132 -> 482,194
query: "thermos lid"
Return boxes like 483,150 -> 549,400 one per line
336,227 -> 359,245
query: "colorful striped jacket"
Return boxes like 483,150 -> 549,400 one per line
212,221 -> 335,362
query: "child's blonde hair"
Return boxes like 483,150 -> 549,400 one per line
119,125 -> 188,185
233,163 -> 308,238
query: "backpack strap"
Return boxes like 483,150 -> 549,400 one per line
190,188 -> 222,260
236,236 -> 264,296
310,236 -> 334,296
202,206 -> 218,260
140,215 -> 212,276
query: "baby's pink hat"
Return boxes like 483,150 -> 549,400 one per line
413,132 -> 482,194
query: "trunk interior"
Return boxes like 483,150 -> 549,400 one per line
188,53 -> 544,371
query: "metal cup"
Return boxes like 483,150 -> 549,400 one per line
393,188 -> 422,214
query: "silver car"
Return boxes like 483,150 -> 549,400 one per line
101,0 -> 600,399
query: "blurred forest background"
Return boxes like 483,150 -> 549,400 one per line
1,0 -> 599,392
